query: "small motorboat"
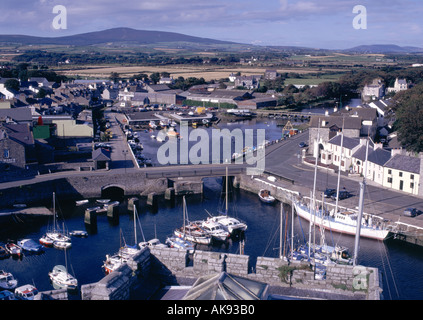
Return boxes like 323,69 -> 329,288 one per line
14,284 -> 39,300
138,238 -> 167,250
96,199 -> 110,204
0,270 -> 18,290
17,239 -> 44,254
5,242 -> 22,258
75,200 -> 89,206
13,204 -> 27,209
39,234 -> 54,247
0,290 -> 15,300
104,201 -> 120,208
69,230 -> 88,237
258,189 -> 276,204
53,240 -> 72,250
49,265 -> 78,290
165,236 -> 195,253
199,219 -> 230,242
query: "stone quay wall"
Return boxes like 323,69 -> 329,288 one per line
0,172 -> 205,209
80,246 -> 382,300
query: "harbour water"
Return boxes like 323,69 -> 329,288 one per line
1,177 -> 423,300
1,116 -> 423,300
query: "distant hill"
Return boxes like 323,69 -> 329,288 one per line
0,27 -> 238,47
344,44 -> 423,54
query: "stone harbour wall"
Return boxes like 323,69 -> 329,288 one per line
80,246 -> 382,300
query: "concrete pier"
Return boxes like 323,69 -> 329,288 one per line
84,207 -> 97,226
127,197 -> 139,212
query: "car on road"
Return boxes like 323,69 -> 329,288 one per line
323,188 -> 336,198
403,208 -> 422,217
299,142 -> 307,148
330,190 -> 350,201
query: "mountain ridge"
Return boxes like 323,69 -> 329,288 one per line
0,28 -> 422,54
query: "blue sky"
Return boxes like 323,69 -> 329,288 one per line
0,0 -> 422,49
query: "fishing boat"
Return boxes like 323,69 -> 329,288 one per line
258,189 -> 276,204
165,236 -> 195,253
173,197 -> 211,245
17,239 -> 44,254
5,242 -> 22,258
14,284 -> 39,300
49,265 -> 78,290
75,200 -> 89,206
0,270 -> 18,290
39,234 -> 54,247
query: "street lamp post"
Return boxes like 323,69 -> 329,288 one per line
122,150 -> 128,173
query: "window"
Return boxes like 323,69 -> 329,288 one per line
3,149 -> 9,159
387,177 -> 393,183
411,174 -> 414,180
388,169 -> 392,175
411,183 -> 415,189
399,172 -> 403,177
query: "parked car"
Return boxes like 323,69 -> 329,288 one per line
299,142 -> 308,148
324,188 -> 336,198
330,190 -> 349,201
403,208 -> 422,217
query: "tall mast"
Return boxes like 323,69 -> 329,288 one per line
279,203 -> 283,259
225,166 -> 228,215
291,203 -> 294,259
353,138 -> 369,266
133,204 -> 137,245
309,119 -> 320,260
335,117 -> 345,217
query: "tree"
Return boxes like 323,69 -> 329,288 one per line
4,79 -> 20,92
109,72 -> 120,83
393,83 -> 423,153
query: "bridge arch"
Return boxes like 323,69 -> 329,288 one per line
101,184 -> 125,200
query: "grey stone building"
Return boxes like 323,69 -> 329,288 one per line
0,123 -> 36,171
308,115 -> 362,157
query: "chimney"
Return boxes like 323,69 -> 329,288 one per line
374,143 -> 383,150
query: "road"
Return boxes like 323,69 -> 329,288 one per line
262,131 -> 423,225
1,112 -> 423,225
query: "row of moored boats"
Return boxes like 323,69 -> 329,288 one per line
103,196 -> 248,274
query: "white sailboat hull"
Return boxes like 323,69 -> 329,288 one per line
293,201 -> 390,241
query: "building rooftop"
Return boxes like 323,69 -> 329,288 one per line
384,154 -> 420,174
